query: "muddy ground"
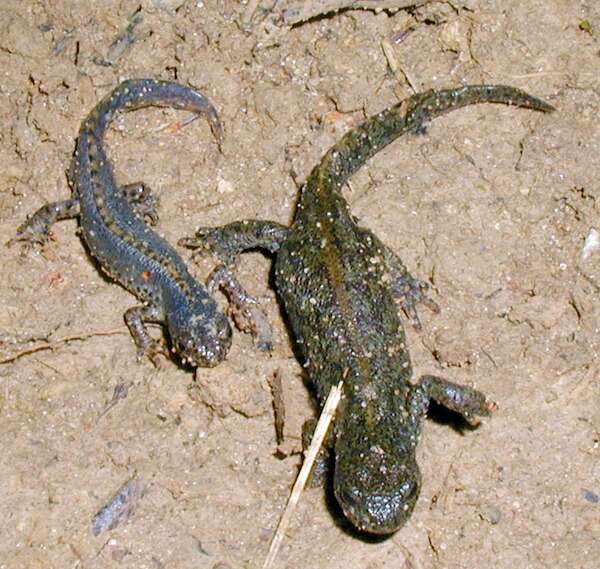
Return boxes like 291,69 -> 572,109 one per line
0,1 -> 598,568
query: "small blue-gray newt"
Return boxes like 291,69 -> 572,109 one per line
181,85 -> 554,533
12,79 -> 250,367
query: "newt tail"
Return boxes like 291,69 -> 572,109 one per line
304,85 -> 554,201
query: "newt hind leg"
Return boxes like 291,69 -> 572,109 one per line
302,418 -> 333,488
180,220 -> 289,350
179,220 -> 289,265
207,265 -> 273,351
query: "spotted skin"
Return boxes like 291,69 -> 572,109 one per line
12,79 -> 232,367
182,85 -> 553,533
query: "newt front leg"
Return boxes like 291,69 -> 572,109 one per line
409,375 -> 498,428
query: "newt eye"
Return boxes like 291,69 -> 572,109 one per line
397,477 -> 419,505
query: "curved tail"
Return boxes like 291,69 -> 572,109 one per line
82,78 -> 222,145
309,84 -> 554,194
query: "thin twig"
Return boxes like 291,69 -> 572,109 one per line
0,329 -> 125,365
280,0 -> 432,25
262,381 -> 344,569
381,38 -> 418,94
268,369 -> 286,445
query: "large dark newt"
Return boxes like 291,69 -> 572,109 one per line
181,85 -> 554,532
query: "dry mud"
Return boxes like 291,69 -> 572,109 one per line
0,1 -> 598,568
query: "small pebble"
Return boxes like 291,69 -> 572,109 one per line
91,478 -> 146,536
581,228 -> 600,260
479,503 -> 502,524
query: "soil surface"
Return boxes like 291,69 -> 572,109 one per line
0,1 -> 598,568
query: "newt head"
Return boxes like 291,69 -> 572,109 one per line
169,310 -> 232,368
333,434 -> 421,535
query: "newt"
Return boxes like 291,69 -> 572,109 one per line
10,79 -> 259,367
181,85 -> 553,533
